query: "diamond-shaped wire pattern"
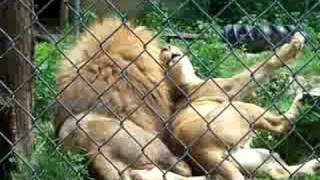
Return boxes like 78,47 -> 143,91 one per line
0,0 -> 319,180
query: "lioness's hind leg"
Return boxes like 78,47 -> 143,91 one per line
248,93 -> 303,134
231,148 -> 320,180
130,168 -> 207,180
90,153 -> 131,180
197,149 -> 245,180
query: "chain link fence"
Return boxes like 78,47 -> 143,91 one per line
0,0 -> 320,180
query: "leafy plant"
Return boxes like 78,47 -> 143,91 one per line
30,40 -> 91,179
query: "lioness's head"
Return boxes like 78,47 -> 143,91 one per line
160,45 -> 203,87
160,45 -> 226,103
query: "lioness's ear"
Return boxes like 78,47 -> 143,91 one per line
160,44 -> 171,52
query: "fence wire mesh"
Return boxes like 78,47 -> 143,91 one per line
0,0 -> 320,180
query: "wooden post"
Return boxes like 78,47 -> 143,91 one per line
59,0 -> 67,31
0,0 -> 33,179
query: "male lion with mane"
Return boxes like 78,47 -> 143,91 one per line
55,18 -> 191,180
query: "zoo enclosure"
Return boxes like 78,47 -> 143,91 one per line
0,0 -> 319,179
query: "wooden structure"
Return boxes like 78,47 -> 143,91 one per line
0,0 -> 33,179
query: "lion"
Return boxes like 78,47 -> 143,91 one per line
155,32 -> 320,180
55,18 -> 191,180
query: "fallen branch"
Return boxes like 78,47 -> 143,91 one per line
162,32 -> 208,42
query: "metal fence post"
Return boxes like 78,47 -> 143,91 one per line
69,0 -> 80,37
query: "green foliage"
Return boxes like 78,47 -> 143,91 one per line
32,130 -> 90,180
169,20 -> 226,78
144,0 -> 210,22
135,10 -> 166,31
30,41 -> 91,179
174,0 -> 320,28
293,48 -> 320,76
33,42 -> 60,122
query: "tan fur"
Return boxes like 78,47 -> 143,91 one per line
161,33 -> 320,180
56,18 -> 191,179
130,167 -> 207,180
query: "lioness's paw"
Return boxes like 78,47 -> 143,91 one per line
291,32 -> 305,50
274,31 -> 306,62
294,92 -> 304,103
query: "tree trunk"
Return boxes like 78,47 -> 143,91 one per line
0,0 -> 33,179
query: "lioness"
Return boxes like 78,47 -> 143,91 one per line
158,32 -> 320,180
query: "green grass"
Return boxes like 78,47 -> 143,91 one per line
258,174 -> 320,180
293,48 -> 320,76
